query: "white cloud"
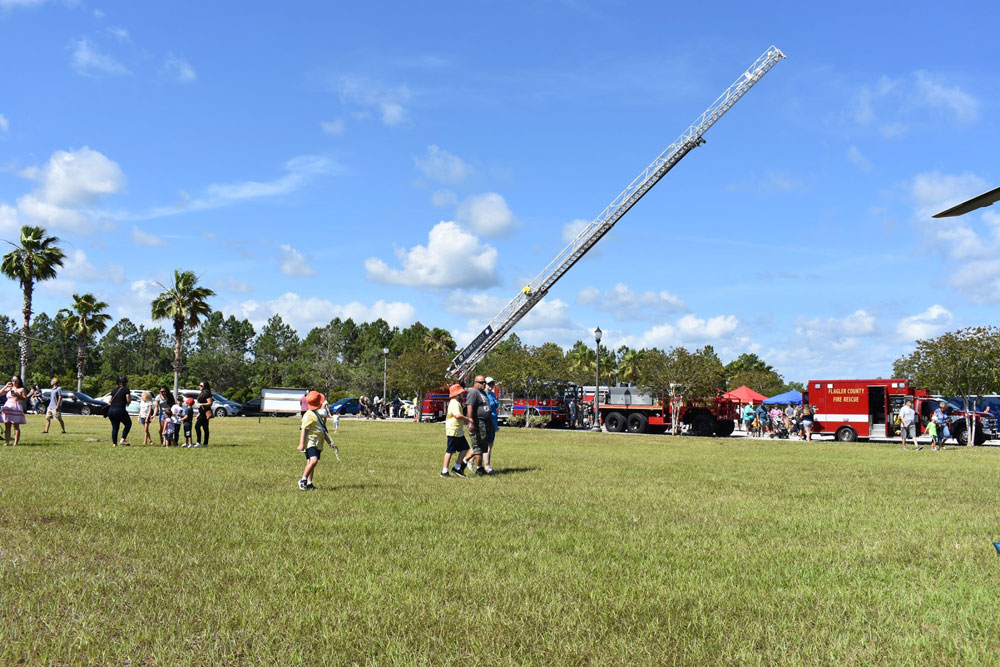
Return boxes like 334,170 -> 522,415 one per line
226,293 -> 417,333
431,190 -> 457,207
846,145 -> 872,172
131,154 -> 334,220
576,282 -> 686,320
910,171 -> 988,221
68,37 -> 129,77
338,76 -> 411,127
0,202 -> 19,234
456,192 -> 516,237
212,277 -> 252,294
443,290 -> 506,318
321,119 -> 345,135
61,249 -> 125,284
561,218 -> 590,244
795,309 -> 877,339
914,71 -> 979,123
414,145 -> 470,184
0,114 -> 8,132
279,244 -> 316,277
15,146 -> 125,233
635,313 -> 740,349
364,220 -> 498,288
896,305 -> 953,341
162,55 -> 196,83
107,27 -> 130,43
131,226 -> 166,247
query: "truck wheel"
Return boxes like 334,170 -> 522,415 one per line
626,413 -> 648,434
954,424 -> 983,446
605,412 -> 626,432
835,426 -> 857,442
715,419 -> 735,437
691,415 -> 715,437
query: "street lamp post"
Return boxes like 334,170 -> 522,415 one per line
382,346 -> 389,412
592,327 -> 602,431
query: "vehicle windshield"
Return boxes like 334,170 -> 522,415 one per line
75,392 -> 95,401
212,393 -> 227,402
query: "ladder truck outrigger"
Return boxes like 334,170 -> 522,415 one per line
424,46 -> 786,424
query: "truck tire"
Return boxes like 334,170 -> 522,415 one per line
605,411 -> 626,432
954,423 -> 985,446
835,426 -> 857,442
626,413 -> 648,434
715,419 -> 735,437
691,414 -> 715,437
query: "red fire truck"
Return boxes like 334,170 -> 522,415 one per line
592,384 -> 740,436
807,378 -> 997,445
421,381 -> 575,427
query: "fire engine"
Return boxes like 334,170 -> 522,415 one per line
590,384 -> 740,436
807,378 -> 997,445
435,48 -> 784,411
421,381 -> 576,426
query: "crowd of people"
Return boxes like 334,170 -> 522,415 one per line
740,402 -> 816,441
0,374 -> 217,448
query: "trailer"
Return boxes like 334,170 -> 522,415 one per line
807,378 -> 997,445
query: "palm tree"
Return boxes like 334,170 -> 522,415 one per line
59,293 -> 112,392
151,270 -> 216,394
1,225 -> 66,380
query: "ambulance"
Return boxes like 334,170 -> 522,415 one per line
806,378 -> 996,445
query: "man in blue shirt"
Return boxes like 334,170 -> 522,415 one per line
484,377 -> 500,473
43,377 -> 66,435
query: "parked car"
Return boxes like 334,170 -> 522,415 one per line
398,399 -> 416,418
329,397 -> 361,415
177,390 -> 243,417
240,397 -> 293,418
40,389 -> 109,416
97,389 -> 144,416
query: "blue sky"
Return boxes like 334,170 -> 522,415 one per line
1,1 -> 998,384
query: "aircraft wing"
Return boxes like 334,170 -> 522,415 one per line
933,185 -> 1000,218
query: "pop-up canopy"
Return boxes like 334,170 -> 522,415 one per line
763,390 -> 803,405
723,385 -> 767,403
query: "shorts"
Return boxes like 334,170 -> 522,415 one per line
46,408 -> 61,420
469,428 -> 493,455
304,446 -> 321,460
446,435 -> 469,454
158,413 -> 167,422
901,423 -> 916,439
801,419 -> 813,428
183,425 -> 192,437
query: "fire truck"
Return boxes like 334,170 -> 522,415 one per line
439,48 -> 784,392
807,378 -> 997,445
591,384 -> 740,436
421,381 -> 576,426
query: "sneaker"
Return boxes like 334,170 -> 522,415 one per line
298,479 -> 308,490
452,467 -> 466,478
306,482 -> 316,490
475,466 -> 487,476
484,467 -> 495,474
440,471 -> 450,478
915,445 -> 923,451
932,446 -> 938,451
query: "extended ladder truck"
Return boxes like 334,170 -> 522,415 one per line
422,46 -> 785,423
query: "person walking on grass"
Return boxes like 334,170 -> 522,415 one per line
107,375 -> 133,447
442,383 -> 472,478
932,401 -> 949,450
180,397 -> 194,447
899,399 -> 922,451
194,381 -> 213,447
464,375 -> 495,476
43,377 -> 66,434
139,391 -> 154,445
484,376 -> 500,474
154,387 -> 173,446
1,375 -> 27,446
297,390 -> 332,490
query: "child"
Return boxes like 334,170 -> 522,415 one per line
297,390 -> 332,490
927,420 -> 938,450
441,383 -> 473,478
169,399 -> 183,447
180,397 -> 195,447
139,391 -> 154,445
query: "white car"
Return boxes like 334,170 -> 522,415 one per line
96,389 -> 145,416
177,390 -> 243,417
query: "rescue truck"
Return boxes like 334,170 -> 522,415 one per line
421,381 -> 575,427
806,378 -> 997,445
592,384 -> 740,436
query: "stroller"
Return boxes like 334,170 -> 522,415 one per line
770,413 -> 790,439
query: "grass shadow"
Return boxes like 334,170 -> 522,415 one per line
487,467 -> 537,476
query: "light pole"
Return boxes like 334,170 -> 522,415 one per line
592,327 -> 602,431
382,347 -> 389,407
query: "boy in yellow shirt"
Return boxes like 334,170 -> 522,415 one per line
442,383 -> 473,478
298,390 -> 332,490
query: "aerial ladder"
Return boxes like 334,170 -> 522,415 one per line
449,46 -> 785,381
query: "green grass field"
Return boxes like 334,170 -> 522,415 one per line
3,415 -> 1000,665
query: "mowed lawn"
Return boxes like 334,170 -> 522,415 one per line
3,416 -> 1000,665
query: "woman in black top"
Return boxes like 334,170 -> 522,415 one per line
108,375 -> 132,446
195,381 -> 214,447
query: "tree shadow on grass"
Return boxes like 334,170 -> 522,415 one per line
487,467 -> 537,476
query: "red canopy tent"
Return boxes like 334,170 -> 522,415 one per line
723,385 -> 767,403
